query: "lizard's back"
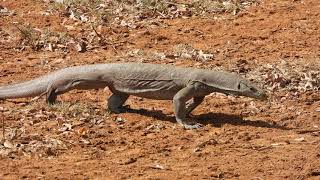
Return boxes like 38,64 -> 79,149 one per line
107,63 -> 194,100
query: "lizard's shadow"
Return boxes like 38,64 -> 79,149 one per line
195,112 -> 290,130
127,108 -> 290,130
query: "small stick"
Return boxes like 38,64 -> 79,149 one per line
2,116 -> 4,142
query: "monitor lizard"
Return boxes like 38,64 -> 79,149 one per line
0,63 -> 267,129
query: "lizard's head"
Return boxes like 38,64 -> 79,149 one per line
234,80 -> 268,100
198,71 -> 268,100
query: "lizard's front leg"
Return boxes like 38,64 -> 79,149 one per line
173,83 -> 204,129
185,96 -> 205,116
107,92 -> 129,113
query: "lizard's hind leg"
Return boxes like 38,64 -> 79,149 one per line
107,93 -> 129,113
45,79 -> 91,105
46,87 -> 58,105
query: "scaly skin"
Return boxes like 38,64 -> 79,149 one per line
0,63 -> 267,129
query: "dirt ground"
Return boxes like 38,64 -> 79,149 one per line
0,0 -> 319,179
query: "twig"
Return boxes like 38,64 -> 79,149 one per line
2,116 -> 4,143
296,129 -> 320,134
91,23 -> 103,41
90,24 -> 119,53
152,0 -> 158,16
4,99 -> 29,103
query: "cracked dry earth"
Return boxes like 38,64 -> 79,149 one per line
0,0 -> 320,179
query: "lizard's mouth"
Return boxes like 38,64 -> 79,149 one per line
256,92 -> 268,100
239,90 -> 268,100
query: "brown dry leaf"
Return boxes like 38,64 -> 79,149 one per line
0,6 -> 15,16
75,41 -> 87,52
247,60 -> 320,92
194,138 -> 218,152
58,123 -> 72,132
119,157 -> 137,165
80,138 -> 90,145
77,127 -> 89,136
3,140 -> 15,149
197,50 -> 214,61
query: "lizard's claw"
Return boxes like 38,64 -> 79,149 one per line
182,122 -> 203,129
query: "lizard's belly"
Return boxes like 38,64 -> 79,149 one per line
129,90 -> 178,100
113,79 -> 182,100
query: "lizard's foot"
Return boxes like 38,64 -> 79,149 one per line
177,119 -> 203,129
182,122 -> 203,129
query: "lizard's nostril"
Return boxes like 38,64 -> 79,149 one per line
250,87 -> 257,92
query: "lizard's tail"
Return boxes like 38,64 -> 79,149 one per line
0,76 -> 50,100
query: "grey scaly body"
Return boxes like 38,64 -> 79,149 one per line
0,63 -> 267,129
